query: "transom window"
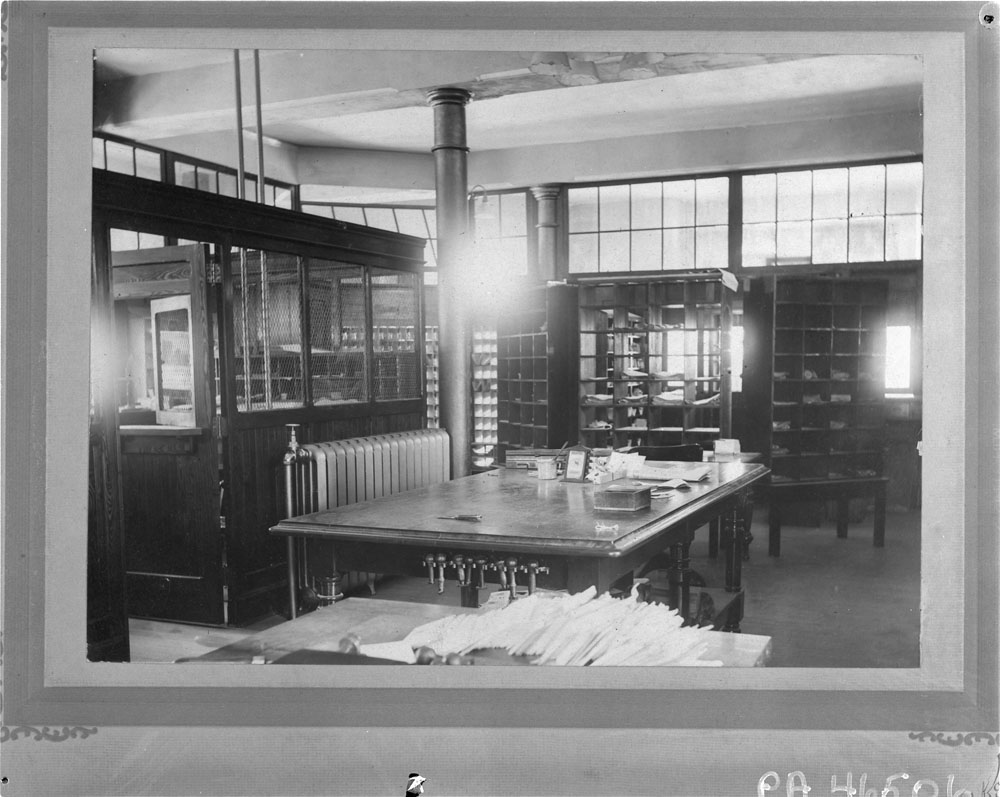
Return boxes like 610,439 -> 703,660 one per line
742,161 -> 923,267
567,177 -> 729,274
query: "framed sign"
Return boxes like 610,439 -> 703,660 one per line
562,445 -> 591,482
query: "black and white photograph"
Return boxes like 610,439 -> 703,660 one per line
2,2 -> 997,795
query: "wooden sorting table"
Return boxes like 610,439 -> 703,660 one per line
273,462 -> 768,632
184,598 -> 771,666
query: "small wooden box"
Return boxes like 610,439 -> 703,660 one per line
593,484 -> 652,512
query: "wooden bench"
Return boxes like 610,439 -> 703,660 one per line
767,476 -> 888,557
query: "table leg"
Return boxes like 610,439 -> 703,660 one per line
768,501 -> 781,557
873,483 -> 886,547
724,504 -> 745,633
286,537 -> 298,619
836,497 -> 849,538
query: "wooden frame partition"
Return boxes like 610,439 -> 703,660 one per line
90,170 -> 428,629
2,3 -> 997,796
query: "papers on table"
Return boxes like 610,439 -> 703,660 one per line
627,461 -> 712,483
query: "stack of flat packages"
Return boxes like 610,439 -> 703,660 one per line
503,449 -> 566,470
402,587 -> 725,666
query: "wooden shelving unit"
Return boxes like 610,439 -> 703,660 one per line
496,284 -> 579,456
744,276 -> 890,554
753,277 -> 888,483
576,275 -> 733,450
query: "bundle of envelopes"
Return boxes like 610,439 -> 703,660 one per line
401,588 -> 722,666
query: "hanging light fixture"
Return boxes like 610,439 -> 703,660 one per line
529,51 -> 571,76
618,52 -> 666,80
558,58 -> 600,87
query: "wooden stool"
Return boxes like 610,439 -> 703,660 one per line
767,477 -> 888,557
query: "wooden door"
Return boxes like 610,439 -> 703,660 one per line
113,245 -> 225,625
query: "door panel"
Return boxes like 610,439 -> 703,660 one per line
113,244 -> 224,625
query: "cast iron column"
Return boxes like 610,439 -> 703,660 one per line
530,184 -> 562,283
427,87 -> 473,477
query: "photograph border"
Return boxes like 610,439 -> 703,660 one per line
2,2 -> 998,794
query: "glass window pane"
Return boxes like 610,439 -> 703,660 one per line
742,174 -> 776,223
663,227 -> 695,270
134,148 -> 161,181
741,222 -> 776,268
695,225 -> 728,269
265,183 -> 277,206
848,216 -> 885,262
696,177 -> 728,225
568,187 -> 599,232
812,219 -> 848,263
849,165 -> 886,217
231,249 -> 307,411
305,261 -> 367,406
568,233 -> 599,273
500,193 -> 527,237
109,228 -> 138,252
630,182 -> 662,229
424,269 -> 439,286
473,206 -> 500,240
663,180 -> 695,228
886,162 -> 923,215
776,220 -> 812,264
812,168 -> 848,219
172,161 -> 193,188
885,325 -> 911,390
885,214 -> 922,260
218,172 -> 238,198
599,184 -> 630,232
302,204 -> 334,219
196,168 -> 216,193
92,138 -> 106,169
334,206 -> 367,226
371,269 -> 420,401
394,209 -> 428,238
105,140 -> 135,175
777,171 -> 812,221
245,177 -> 258,202
363,207 -> 398,231
497,237 -> 528,276
598,231 -> 629,270
273,187 -> 293,209
630,229 -> 661,270
137,232 -> 166,249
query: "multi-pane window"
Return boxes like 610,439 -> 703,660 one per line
567,177 -> 729,274
230,250 -> 421,412
301,203 -> 439,278
470,192 -> 529,278
741,161 -> 923,267
93,134 -> 295,210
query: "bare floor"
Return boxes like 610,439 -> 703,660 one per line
130,508 -> 921,668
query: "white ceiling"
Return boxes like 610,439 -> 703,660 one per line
93,48 -> 923,200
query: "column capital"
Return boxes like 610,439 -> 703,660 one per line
425,87 -> 473,107
530,184 -> 562,202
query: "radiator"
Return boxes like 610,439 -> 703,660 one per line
284,428 -> 451,604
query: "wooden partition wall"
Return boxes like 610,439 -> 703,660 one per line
89,170 -> 428,653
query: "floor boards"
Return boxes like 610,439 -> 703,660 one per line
129,508 -> 921,668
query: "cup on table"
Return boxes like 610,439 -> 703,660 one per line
536,457 -> 558,480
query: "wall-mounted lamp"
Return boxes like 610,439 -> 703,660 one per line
468,184 -> 495,222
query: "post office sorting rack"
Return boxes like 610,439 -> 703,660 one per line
748,276 -> 889,555
576,274 -> 733,450
496,284 -> 579,455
